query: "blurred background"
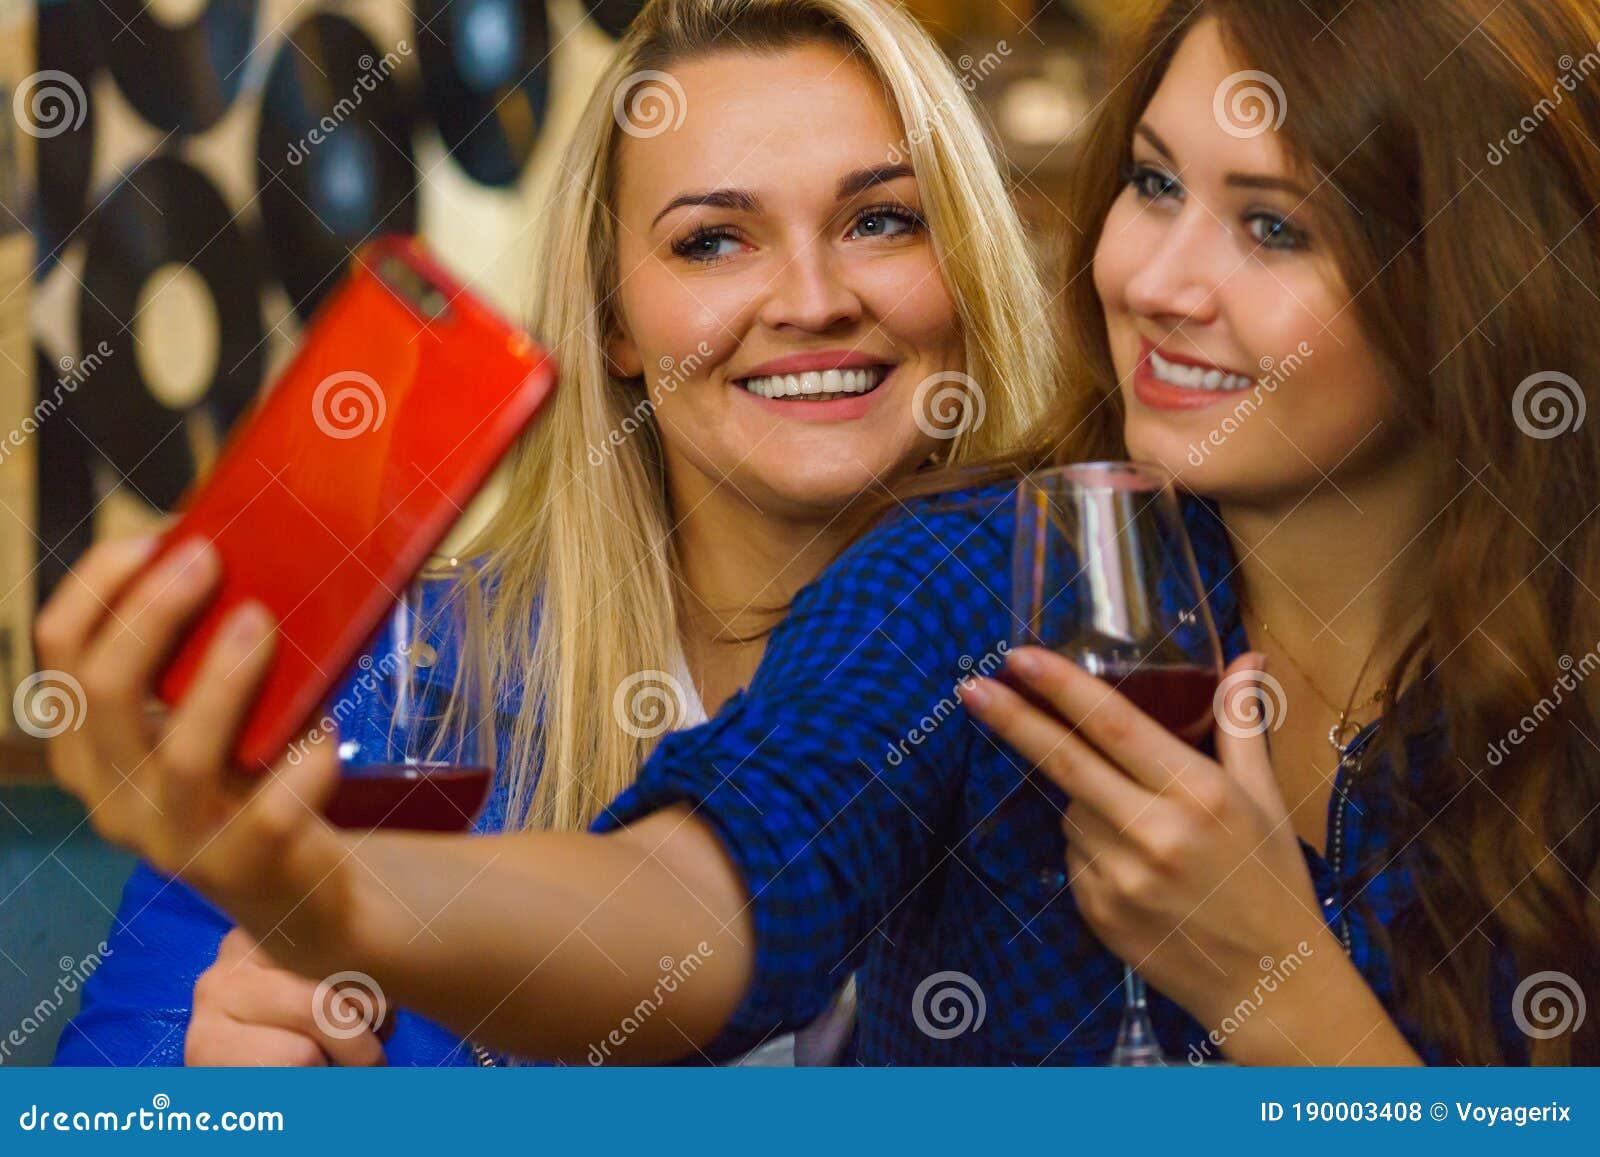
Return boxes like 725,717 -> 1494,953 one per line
0,0 -> 1144,1062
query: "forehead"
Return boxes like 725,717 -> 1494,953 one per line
1140,17 -> 1294,180
612,41 -> 906,216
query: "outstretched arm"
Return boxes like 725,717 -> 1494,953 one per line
34,534 -> 753,1063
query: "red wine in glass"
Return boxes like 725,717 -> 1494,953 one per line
1095,661 -> 1219,747
324,764 -> 493,832
317,558 -> 497,834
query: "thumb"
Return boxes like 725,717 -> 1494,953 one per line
1212,653 -> 1290,821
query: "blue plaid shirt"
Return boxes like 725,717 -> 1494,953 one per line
594,481 -> 1528,1065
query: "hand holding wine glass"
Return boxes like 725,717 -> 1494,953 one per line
958,462 -> 1335,1064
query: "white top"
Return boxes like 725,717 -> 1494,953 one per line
672,657 -> 858,1067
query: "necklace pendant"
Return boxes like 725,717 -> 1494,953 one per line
1328,718 -> 1361,755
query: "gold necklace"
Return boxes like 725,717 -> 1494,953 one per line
1237,593 -> 1388,757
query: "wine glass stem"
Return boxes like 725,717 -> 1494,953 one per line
1110,965 -> 1166,1066
1124,966 -> 1148,1009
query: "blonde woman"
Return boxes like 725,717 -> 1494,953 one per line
49,0 -> 1057,1067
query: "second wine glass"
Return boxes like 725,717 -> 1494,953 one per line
1011,461 -> 1224,1066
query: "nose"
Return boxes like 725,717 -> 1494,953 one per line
755,239 -> 864,334
1121,209 -> 1225,329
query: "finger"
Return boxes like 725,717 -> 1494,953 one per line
1061,800 -> 1122,858
155,602 -> 278,819
223,969 -> 386,1067
215,926 -> 277,970
32,534 -> 164,669
86,537 -> 220,689
1002,647 -> 1212,793
256,730 -> 343,829
187,1018 -> 330,1067
961,676 -> 1149,827
1211,653 -> 1292,821
78,539 -> 221,780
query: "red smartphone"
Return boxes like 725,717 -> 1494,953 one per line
143,235 -> 556,772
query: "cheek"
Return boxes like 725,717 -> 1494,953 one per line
861,255 -> 959,349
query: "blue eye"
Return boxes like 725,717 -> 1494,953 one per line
1248,213 -> 1309,251
849,204 -> 924,240
672,227 -> 745,263
1124,162 -> 1180,202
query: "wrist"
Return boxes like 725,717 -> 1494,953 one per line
1197,928 -> 1420,1066
232,828 -> 365,976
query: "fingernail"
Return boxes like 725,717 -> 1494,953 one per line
960,677 -> 993,707
228,602 -> 269,643
130,533 -> 162,561
160,539 -> 213,585
1008,649 -> 1043,676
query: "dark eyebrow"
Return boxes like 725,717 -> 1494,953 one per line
650,163 -> 918,230
652,188 -> 762,229
1133,123 -> 1309,198
836,162 -> 916,200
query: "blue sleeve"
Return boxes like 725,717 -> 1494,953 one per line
54,567 -> 505,1068
52,864 -> 227,1066
592,487 -> 1016,1060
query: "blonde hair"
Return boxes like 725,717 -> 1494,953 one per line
463,0 -> 1059,832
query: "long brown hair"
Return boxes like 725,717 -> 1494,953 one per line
905,0 -> 1600,1063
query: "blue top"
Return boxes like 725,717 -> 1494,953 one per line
57,483 -> 1527,1066
592,482 -> 1527,1065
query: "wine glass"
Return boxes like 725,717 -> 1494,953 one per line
310,557 -> 497,832
1010,461 -> 1224,1066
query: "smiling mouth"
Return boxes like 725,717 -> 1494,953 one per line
1146,349 -> 1256,393
736,366 -> 892,400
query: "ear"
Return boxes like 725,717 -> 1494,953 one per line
606,323 -> 645,380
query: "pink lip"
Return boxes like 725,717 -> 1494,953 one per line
734,350 -> 893,380
1132,337 -> 1255,412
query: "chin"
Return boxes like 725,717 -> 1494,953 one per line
752,460 -> 899,518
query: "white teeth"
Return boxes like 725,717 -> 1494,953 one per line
740,367 -> 889,399
1149,351 -> 1254,392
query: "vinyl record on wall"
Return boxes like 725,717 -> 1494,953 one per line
257,11 -> 419,318
77,156 -> 264,509
94,0 -> 257,135
581,0 -> 645,38
32,346 -> 97,602
416,0 -> 549,187
33,0 -> 98,269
